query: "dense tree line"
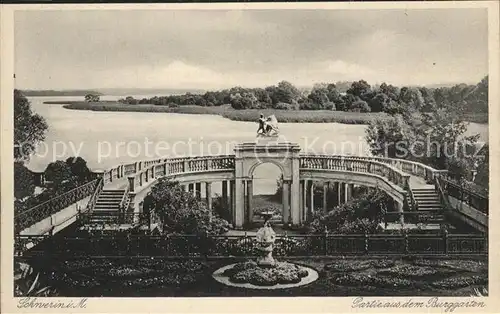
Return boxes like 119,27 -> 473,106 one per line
119,76 -> 488,115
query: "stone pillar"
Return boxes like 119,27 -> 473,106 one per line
127,176 -> 136,193
347,183 -> 354,201
339,182 -> 346,204
299,180 -> 305,224
184,184 -> 189,192
323,182 -> 329,213
282,180 -> 290,224
195,182 -> 202,199
222,180 -> 229,208
395,200 -> 404,225
344,182 -> 349,203
290,156 -> 301,226
234,179 -> 245,229
309,180 -> 315,217
230,180 -> 236,224
206,182 -> 212,210
246,180 -> 253,225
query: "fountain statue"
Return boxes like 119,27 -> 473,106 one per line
212,208 -> 319,289
255,212 -> 277,267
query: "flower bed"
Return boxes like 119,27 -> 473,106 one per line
223,261 -> 309,286
330,273 -> 413,288
323,260 -> 372,272
413,259 -> 487,273
377,265 -> 443,278
431,275 -> 488,289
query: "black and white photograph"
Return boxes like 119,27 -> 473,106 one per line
1,2 -> 498,311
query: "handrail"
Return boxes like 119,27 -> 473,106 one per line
14,179 -> 100,233
118,184 -> 130,212
299,155 -> 410,189
438,176 -> 488,215
435,175 -> 452,211
84,177 -> 103,214
406,179 -> 418,211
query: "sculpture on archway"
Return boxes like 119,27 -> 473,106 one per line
257,114 -> 279,137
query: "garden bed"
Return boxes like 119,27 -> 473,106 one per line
28,257 -> 488,297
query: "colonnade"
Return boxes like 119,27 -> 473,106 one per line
298,180 -> 355,223
183,180 -> 235,219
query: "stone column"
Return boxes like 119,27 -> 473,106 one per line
127,176 -> 136,193
246,180 -> 253,225
196,182 -> 202,199
339,182 -> 346,204
347,183 -> 354,201
299,180 -> 305,224
344,182 -> 349,203
395,200 -> 404,225
309,180 -> 315,217
234,179 -> 244,229
282,180 -> 290,224
323,181 -> 329,213
205,182 -> 212,210
230,180 -> 236,224
222,180 -> 229,208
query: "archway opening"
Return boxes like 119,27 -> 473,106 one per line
251,162 -> 284,224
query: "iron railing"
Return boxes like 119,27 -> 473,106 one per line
14,179 -> 101,234
15,232 -> 487,258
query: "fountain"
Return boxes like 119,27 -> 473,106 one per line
212,210 -> 319,289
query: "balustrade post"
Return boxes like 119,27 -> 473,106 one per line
184,160 -> 189,172
151,166 -> 156,180
163,162 -> 169,176
443,229 -> 449,255
323,228 -> 329,256
127,176 -> 136,193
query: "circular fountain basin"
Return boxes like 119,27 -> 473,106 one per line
212,263 -> 319,290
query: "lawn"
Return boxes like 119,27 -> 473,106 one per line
30,256 -> 487,297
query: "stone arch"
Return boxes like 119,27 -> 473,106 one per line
248,159 -> 286,179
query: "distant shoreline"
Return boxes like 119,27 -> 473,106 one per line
57,101 -> 488,125
60,101 -> 389,124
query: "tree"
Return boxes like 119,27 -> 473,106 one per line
348,99 -> 371,112
14,90 -> 48,162
365,116 -> 415,158
14,162 -> 35,200
65,157 -> 92,183
274,81 -> 301,104
346,80 -> 371,99
44,160 -> 74,187
307,87 -> 330,108
84,94 -> 100,102
368,92 -> 390,112
150,178 -> 230,235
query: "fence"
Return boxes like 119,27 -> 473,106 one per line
16,232 -> 487,258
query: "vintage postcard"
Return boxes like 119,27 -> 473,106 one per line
1,1 -> 499,313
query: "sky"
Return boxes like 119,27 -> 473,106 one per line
14,8 -> 488,90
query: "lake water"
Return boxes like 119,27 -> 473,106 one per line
25,96 -> 489,195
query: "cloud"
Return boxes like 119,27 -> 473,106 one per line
14,9 -> 488,89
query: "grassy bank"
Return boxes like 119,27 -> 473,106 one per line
61,101 -> 389,124
61,101 -> 488,125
